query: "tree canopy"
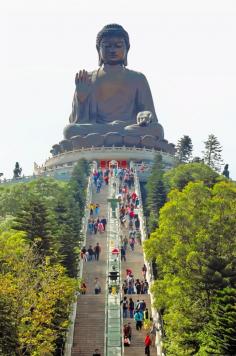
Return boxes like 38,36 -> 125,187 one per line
0,160 -> 89,354
144,180 -> 236,355
164,162 -> 222,191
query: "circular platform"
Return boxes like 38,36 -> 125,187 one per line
38,146 -> 175,172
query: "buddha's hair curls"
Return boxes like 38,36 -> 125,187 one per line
96,24 -> 130,66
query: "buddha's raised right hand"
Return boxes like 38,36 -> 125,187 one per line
75,70 -> 92,103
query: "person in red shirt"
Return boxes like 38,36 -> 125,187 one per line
126,268 -> 132,276
131,191 -> 137,202
144,333 -> 152,355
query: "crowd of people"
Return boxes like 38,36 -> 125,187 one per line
80,242 -> 102,262
122,267 -> 149,294
115,166 -> 158,355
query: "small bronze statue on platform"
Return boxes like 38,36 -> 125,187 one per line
13,162 -> 22,179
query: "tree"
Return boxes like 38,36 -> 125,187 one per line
175,135 -> 193,163
144,180 -> 236,355
200,287 -> 236,355
14,195 -> 53,256
203,134 -> 224,172
0,175 -> 86,352
146,154 -> 167,231
0,229 -> 77,355
50,192 -> 81,277
69,159 -> 89,210
164,162 -> 221,191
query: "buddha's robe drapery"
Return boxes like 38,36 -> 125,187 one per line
69,66 -> 158,125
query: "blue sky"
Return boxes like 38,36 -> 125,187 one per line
1,0 -> 236,178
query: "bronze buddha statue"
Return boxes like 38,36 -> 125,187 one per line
63,24 -> 165,143
48,24 -> 176,156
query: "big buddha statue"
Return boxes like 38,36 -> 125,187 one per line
55,24 -> 174,154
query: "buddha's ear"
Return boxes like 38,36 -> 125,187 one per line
98,53 -> 103,66
124,53 -> 128,66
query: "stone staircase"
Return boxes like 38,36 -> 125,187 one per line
71,184 -> 108,356
72,295 -> 105,356
70,179 -> 157,356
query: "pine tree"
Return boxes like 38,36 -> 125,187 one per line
146,154 -> 167,231
69,159 -> 89,209
14,196 -> 52,256
203,134 -> 223,172
52,195 -> 81,277
175,135 -> 193,163
201,287 -> 236,355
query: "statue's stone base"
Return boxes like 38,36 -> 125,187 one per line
51,133 -> 175,156
33,146 -> 175,182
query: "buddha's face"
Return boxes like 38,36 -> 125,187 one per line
99,36 -> 127,65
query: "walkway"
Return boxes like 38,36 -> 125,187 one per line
71,183 -> 109,356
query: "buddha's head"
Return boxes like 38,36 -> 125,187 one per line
96,24 -> 130,66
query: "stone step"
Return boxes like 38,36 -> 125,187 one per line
124,346 -> 156,355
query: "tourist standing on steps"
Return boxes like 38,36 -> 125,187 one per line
122,296 -> 128,318
80,281 -> 87,295
129,298 -> 134,318
94,220 -> 98,234
134,310 -> 143,330
144,333 -> 152,356
101,216 -> 107,231
122,235 -> 128,250
87,245 -> 94,261
127,322 -> 132,341
94,278 -> 101,294
142,264 -> 147,279
96,178 -> 102,193
95,203 -> 100,216
144,307 -> 149,320
97,221 -> 104,233
94,242 -> 101,261
93,348 -> 101,356
88,219 -> 94,234
121,245 -> 126,261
